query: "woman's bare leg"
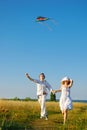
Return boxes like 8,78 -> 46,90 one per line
63,109 -> 68,124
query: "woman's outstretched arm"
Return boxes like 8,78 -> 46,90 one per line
52,87 -> 61,94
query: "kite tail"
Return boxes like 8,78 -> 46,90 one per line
42,22 -> 53,31
50,18 -> 58,25
38,22 -> 52,31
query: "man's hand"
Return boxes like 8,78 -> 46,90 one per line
25,73 -> 29,78
25,73 -> 34,81
52,90 -> 56,95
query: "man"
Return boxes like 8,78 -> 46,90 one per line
25,72 -> 53,120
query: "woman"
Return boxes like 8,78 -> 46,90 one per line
53,77 -> 73,124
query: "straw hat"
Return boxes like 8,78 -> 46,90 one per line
61,76 -> 73,87
61,77 -> 70,82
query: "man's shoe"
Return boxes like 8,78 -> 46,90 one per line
45,115 -> 48,120
40,116 -> 44,119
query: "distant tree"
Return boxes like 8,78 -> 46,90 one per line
50,92 -> 56,101
13,97 -> 20,101
23,97 -> 31,101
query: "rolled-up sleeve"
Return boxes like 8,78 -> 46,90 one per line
33,79 -> 40,84
46,81 -> 53,92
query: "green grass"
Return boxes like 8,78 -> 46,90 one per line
0,100 -> 87,130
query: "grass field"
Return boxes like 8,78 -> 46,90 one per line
0,100 -> 87,130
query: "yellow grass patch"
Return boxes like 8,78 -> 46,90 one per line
0,100 -> 87,130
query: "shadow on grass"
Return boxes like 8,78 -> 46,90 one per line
48,110 -> 60,115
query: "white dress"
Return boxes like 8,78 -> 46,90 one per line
59,86 -> 72,111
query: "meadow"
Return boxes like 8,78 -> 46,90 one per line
0,100 -> 87,130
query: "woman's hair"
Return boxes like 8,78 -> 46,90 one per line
39,73 -> 45,79
62,80 -> 70,85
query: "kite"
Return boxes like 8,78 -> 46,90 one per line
36,16 -> 50,22
36,16 -> 57,30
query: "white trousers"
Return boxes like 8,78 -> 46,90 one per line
38,95 -> 47,117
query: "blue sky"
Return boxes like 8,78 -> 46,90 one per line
0,0 -> 87,100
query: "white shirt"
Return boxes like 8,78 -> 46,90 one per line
33,79 -> 53,96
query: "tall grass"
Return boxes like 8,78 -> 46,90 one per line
0,100 -> 87,130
